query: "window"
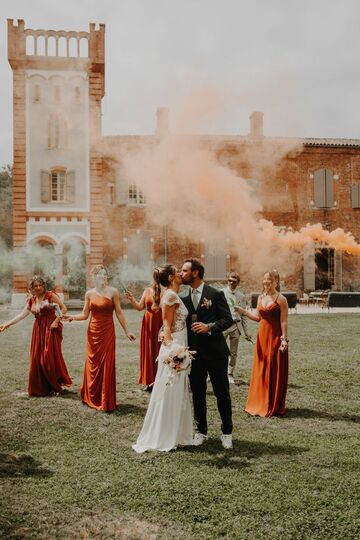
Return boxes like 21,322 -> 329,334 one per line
51,171 -> 66,202
75,86 -> 81,103
108,183 -> 115,205
127,233 -> 151,267
351,184 -> 360,208
48,114 -> 68,149
204,243 -> 226,280
40,169 -> 75,204
128,184 -> 146,205
33,84 -> 41,103
313,168 -> 334,208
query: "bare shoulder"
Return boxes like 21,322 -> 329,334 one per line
109,286 -> 118,295
277,294 -> 288,305
85,289 -> 95,300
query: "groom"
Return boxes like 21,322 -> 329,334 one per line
181,258 -> 234,449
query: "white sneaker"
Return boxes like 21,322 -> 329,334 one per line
192,433 -> 208,446
220,434 -> 233,450
228,374 -> 235,384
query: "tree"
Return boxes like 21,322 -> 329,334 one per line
0,165 -> 12,247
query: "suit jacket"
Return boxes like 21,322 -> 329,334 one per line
181,283 -> 233,360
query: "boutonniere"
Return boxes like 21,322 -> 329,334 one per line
201,297 -> 212,309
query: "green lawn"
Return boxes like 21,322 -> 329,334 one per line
0,309 -> 359,539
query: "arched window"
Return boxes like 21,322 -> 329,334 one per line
314,169 -> 334,208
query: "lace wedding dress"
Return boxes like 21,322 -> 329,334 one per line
132,290 -> 194,453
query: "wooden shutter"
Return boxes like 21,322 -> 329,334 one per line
40,170 -> 50,203
325,169 -> 334,207
314,169 -> 326,208
66,170 -> 75,203
351,184 -> 360,208
116,166 -> 128,205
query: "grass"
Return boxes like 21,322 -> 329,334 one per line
0,308 -> 359,539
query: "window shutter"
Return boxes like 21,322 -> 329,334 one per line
66,170 -> 75,203
352,184 -> 360,208
116,167 -> 128,205
314,169 -> 326,208
40,170 -> 50,203
325,169 -> 334,207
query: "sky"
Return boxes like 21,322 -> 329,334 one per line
1,0 -> 360,167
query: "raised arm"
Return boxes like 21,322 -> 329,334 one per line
236,297 -> 261,323
0,304 -> 30,331
126,289 -> 146,311
113,289 -> 136,341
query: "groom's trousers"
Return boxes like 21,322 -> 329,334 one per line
189,352 -> 233,435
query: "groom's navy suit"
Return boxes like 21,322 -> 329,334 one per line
181,283 -> 233,435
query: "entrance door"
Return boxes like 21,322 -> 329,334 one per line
315,248 -> 334,290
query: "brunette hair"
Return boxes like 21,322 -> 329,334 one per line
184,258 -> 205,279
29,275 -> 46,291
152,264 -> 176,306
228,271 -> 240,284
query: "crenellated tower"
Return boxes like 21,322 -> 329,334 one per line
8,19 -> 105,306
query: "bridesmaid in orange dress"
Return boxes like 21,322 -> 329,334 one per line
67,265 -> 136,412
126,283 -> 163,391
237,270 -> 289,417
0,276 -> 72,396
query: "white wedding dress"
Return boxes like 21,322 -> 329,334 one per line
132,290 -> 194,453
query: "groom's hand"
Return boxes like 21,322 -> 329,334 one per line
191,322 -> 209,334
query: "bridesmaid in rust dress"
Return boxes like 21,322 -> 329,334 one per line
126,282 -> 163,391
68,265 -> 136,412
0,275 -> 72,396
237,270 -> 289,417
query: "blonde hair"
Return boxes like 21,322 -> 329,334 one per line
91,265 -> 108,278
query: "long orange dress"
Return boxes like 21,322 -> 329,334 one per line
138,289 -> 163,387
80,295 -> 117,412
28,291 -> 72,397
245,301 -> 288,417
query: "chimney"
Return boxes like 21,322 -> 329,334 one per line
156,107 -> 169,137
249,111 -> 264,138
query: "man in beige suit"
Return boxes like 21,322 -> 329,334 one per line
222,272 -> 252,384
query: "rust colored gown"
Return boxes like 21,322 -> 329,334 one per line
28,291 -> 72,397
245,300 -> 288,417
80,295 -> 117,412
138,289 -> 163,387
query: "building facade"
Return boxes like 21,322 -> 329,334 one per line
7,20 -> 360,305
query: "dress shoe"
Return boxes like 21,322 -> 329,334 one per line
192,432 -> 208,446
220,434 -> 233,449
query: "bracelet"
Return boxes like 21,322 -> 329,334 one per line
280,336 -> 289,342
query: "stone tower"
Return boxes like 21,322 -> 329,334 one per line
7,19 -> 105,306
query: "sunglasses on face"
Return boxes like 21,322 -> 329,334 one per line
228,279 -> 237,284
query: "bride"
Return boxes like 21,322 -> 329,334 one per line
132,264 -> 194,453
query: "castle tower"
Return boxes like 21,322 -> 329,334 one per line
7,19 -> 105,306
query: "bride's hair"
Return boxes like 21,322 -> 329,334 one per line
152,265 -> 176,307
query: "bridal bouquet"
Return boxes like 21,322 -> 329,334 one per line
162,342 -> 196,387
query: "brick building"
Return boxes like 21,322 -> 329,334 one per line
7,20 -> 360,306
